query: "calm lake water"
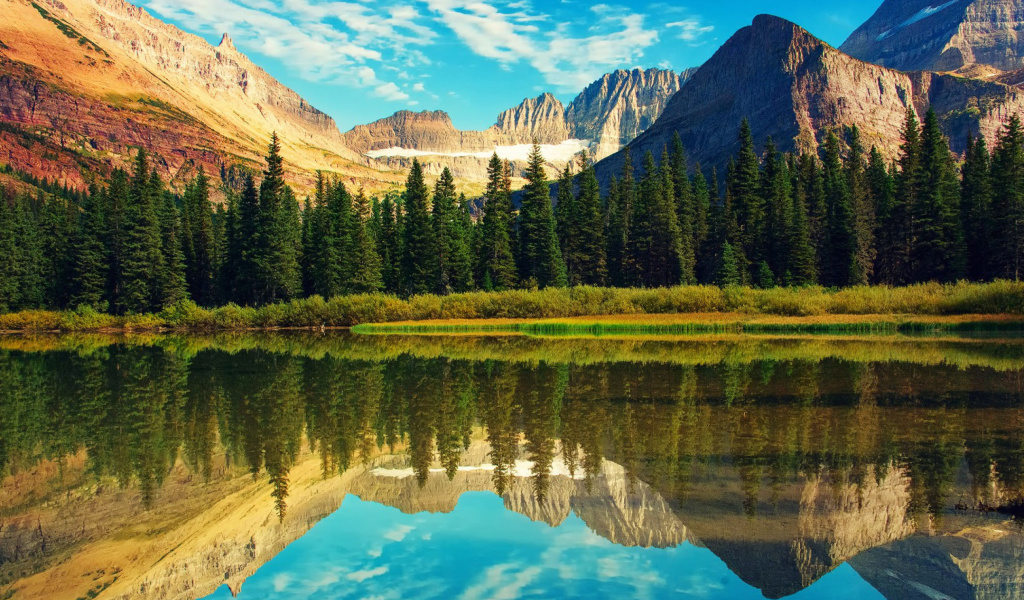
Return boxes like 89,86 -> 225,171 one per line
2,332 -> 1024,600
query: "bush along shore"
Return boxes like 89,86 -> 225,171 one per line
2,282 -> 1024,334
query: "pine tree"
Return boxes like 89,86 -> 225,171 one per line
731,119 -> 765,273
991,115 -> 1024,280
0,189 -> 19,312
879,108 -> 921,285
479,153 -> 518,290
350,188 -> 383,293
518,143 -> 566,288
554,161 -> 576,258
670,135 -> 696,284
375,194 -> 403,294
72,186 -> 109,310
788,171 -> 818,286
913,108 -> 966,282
605,150 -> 634,287
38,194 -> 75,308
761,138 -> 790,282
846,126 -> 875,284
572,155 -> 607,286
715,241 -> 741,287
962,134 -> 994,280
182,167 -> 215,305
692,165 -> 714,283
432,167 -> 473,293
626,152 -> 657,286
821,131 -> 858,287
401,158 -> 438,295
866,146 -> 894,284
256,133 -> 302,303
157,185 -> 188,307
120,150 -> 166,313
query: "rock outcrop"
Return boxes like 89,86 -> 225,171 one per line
841,0 -> 1024,74
595,14 -> 1024,183
0,0 -> 401,195
346,68 -> 692,180
567,67 -> 695,158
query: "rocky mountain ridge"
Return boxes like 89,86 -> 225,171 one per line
346,68 -> 693,179
0,0 -> 401,195
841,0 -> 1024,74
595,14 -> 1024,183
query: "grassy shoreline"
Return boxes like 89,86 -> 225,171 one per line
1,282 -> 1024,334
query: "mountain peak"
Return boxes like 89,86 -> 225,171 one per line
218,32 -> 235,51
840,0 -> 1024,73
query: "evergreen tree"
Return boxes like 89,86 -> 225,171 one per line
879,108 -> 921,285
350,188 -> 383,293
691,165 -> 714,283
256,134 -> 303,302
846,126 -> 875,284
479,153 -> 518,290
731,119 -> 765,273
375,194 -> 403,294
157,184 -> 188,307
991,115 -> 1024,280
120,150 -> 166,313
715,240 -> 741,286
0,190 -> 19,313
572,155 -> 607,286
518,143 -> 566,288
182,167 -> 215,305
432,167 -> 473,293
401,159 -> 438,295
866,146 -> 894,283
234,174 -> 261,304
761,138 -> 790,282
605,150 -> 634,287
821,132 -> 858,287
72,187 -> 109,310
961,134 -> 994,280
913,108 -> 966,282
670,135 -> 696,284
788,170 -> 818,286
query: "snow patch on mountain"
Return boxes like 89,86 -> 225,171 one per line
365,140 -> 593,162
877,0 -> 960,40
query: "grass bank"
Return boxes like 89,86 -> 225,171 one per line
2,281 -> 1024,333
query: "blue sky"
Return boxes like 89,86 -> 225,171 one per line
204,492 -> 886,600
135,0 -> 884,131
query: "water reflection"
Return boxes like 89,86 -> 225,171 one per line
1,332 -> 1024,599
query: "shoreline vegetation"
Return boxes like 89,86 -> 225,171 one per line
1,281 -> 1024,335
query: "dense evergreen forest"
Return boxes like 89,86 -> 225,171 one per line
1,108 -> 1023,315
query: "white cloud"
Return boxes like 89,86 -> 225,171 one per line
666,19 -> 714,45
413,83 -> 426,92
138,0 -> 431,101
425,0 -> 658,91
346,566 -> 390,583
375,82 -> 411,101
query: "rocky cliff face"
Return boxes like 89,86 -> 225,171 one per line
494,92 -> 571,145
841,0 -> 1024,74
596,14 -> 1024,183
0,0 -> 399,195
345,68 -> 692,180
567,68 -> 692,158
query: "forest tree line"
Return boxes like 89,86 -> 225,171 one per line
1,109 -> 1024,314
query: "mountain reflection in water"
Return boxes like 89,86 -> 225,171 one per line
1,332 -> 1024,600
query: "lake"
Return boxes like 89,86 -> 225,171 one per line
2,332 -> 1024,600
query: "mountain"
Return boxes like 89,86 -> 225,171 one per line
0,0 -> 400,195
840,0 -> 1024,75
595,14 -> 1024,183
349,68 -> 693,180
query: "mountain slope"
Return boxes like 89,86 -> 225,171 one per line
596,14 -> 1024,183
349,68 -> 693,180
841,0 -> 1024,74
0,0 -> 401,194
